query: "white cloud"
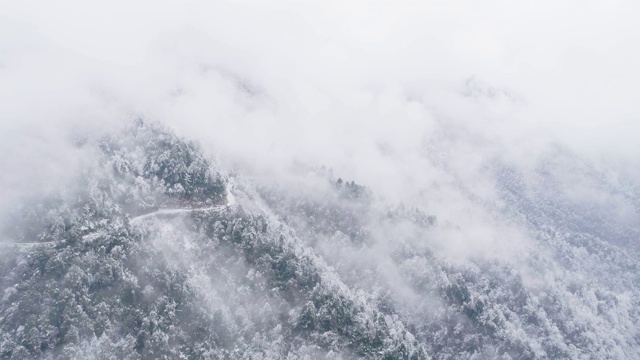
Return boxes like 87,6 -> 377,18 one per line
1,0 -> 639,241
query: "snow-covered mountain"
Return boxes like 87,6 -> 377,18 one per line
1,120 -> 638,359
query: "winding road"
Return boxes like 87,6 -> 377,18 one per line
129,205 -> 228,224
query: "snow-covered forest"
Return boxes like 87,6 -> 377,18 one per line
0,121 -> 638,359
2,1 -> 640,359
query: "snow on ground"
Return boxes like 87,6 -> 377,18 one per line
226,179 -> 237,207
129,205 -> 227,225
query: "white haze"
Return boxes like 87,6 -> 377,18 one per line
1,0 -> 640,264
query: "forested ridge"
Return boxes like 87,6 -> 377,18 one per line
0,121 -> 639,359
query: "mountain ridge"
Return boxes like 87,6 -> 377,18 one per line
0,120 -> 639,359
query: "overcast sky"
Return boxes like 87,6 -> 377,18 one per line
2,0 -> 640,212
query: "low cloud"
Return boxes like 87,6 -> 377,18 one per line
2,0 -> 639,255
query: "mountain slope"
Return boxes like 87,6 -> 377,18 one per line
1,121 -> 639,359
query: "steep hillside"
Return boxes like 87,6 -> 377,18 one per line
1,121 -> 639,359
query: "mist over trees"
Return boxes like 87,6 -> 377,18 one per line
2,1 -> 640,359
0,121 -> 638,359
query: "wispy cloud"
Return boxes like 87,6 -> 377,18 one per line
2,0 -> 639,244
